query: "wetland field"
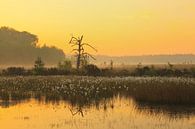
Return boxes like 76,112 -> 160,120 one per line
0,76 -> 195,129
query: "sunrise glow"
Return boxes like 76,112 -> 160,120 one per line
0,0 -> 195,56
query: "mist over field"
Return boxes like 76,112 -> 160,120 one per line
92,55 -> 195,66
0,27 -> 65,67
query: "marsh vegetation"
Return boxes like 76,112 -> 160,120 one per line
0,76 -> 195,107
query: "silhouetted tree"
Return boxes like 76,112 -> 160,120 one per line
58,60 -> 72,71
34,57 -> 45,75
110,60 -> 113,70
168,62 -> 174,69
137,62 -> 142,68
69,35 -> 97,69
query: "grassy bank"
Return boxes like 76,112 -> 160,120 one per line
0,76 -> 195,106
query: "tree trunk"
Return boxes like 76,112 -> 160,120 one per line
76,36 -> 83,69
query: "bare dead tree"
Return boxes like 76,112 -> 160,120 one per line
69,35 -> 97,69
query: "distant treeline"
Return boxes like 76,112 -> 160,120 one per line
0,27 -> 65,66
1,59 -> 195,77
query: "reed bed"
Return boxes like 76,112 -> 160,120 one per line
0,76 -> 195,106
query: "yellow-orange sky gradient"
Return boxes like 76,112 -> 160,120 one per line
0,0 -> 195,56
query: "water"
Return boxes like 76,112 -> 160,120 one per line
0,97 -> 195,129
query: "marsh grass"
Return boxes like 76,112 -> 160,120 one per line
0,76 -> 195,107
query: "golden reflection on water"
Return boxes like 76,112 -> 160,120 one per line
0,98 -> 195,129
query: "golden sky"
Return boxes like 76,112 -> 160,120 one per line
0,0 -> 195,56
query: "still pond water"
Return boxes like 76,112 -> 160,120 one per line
0,97 -> 195,129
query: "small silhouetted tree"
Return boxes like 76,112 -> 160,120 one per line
168,62 -> 174,69
58,60 -> 72,71
110,60 -> 113,70
137,62 -> 142,68
34,57 -> 45,75
69,35 -> 97,69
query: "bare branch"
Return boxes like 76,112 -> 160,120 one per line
74,52 -> 78,55
71,49 -> 79,53
69,37 -> 79,44
82,52 -> 96,60
71,44 -> 78,47
81,43 -> 98,52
